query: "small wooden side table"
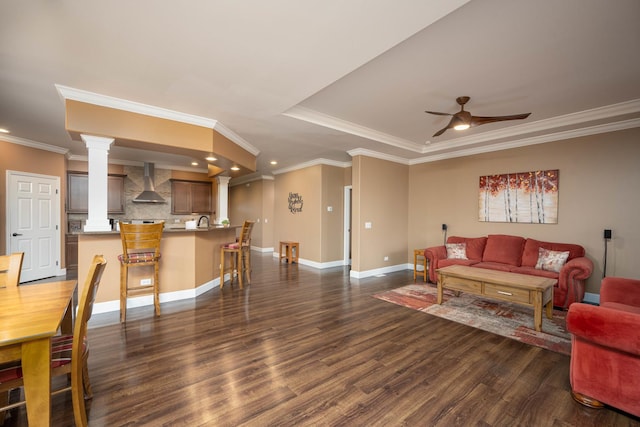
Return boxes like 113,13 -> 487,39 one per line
280,241 -> 299,264
413,249 -> 428,282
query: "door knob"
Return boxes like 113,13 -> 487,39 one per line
12,233 -> 22,236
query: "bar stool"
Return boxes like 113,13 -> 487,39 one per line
118,222 -> 164,323
279,241 -> 299,264
220,221 -> 254,289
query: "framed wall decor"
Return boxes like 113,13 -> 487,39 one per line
478,169 -> 559,223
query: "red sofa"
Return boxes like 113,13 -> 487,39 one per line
424,234 -> 593,308
566,277 -> 640,417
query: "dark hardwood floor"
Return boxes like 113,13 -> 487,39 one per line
3,253 -> 639,426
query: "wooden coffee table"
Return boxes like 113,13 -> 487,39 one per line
436,265 -> 556,332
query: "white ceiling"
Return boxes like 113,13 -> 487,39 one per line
2,0 -> 640,179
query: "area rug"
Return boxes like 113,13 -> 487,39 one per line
373,283 -> 571,355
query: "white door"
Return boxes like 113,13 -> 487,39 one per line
7,171 -> 60,282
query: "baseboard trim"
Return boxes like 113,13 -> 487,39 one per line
350,263 -> 409,279
92,276 -> 225,315
583,292 -> 600,305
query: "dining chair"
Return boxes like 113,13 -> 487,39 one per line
219,221 -> 254,289
118,222 -> 164,323
0,252 -> 24,288
0,254 -> 107,427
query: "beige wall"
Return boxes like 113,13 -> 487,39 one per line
408,127 -> 640,294
273,164 -> 349,263
0,139 -> 67,260
352,156 -> 409,272
262,179 -> 275,249
228,178 -> 275,249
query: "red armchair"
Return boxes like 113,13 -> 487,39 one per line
566,277 -> 640,417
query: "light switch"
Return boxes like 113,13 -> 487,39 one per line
365,222 -> 372,229
327,206 -> 333,212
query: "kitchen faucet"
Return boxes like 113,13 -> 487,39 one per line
197,215 -> 209,227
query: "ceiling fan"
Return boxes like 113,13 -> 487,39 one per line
425,96 -> 531,137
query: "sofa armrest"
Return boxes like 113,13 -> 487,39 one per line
558,256 -> 593,306
424,245 -> 446,283
601,277 -> 640,306
561,256 -> 593,280
567,303 -> 640,356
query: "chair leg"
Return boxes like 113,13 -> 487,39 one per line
220,248 -> 226,290
153,263 -> 161,316
237,251 -> 243,289
71,370 -> 89,427
120,264 -> 127,323
0,390 -> 8,424
82,353 -> 93,399
245,248 -> 251,285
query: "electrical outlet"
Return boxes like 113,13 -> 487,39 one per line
384,256 -> 389,261
140,278 -> 152,286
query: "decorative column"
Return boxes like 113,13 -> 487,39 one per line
216,176 -> 231,223
81,134 -> 114,232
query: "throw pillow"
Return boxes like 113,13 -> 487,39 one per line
535,247 -> 570,273
446,243 -> 468,259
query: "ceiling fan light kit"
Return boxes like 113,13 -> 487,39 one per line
426,96 -> 531,137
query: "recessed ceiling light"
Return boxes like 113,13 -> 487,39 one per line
230,166 -> 240,171
270,161 -> 278,165
0,128 -> 9,134
205,156 -> 217,161
191,161 -> 198,166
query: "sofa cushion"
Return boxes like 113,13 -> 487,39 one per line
446,236 -> 487,261
522,238 -> 585,267
446,243 -> 468,259
473,262 -> 513,273
438,258 -> 479,269
482,234 -> 526,266
535,247 -> 570,273
512,266 -> 559,280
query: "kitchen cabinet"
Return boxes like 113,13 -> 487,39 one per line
65,234 -> 78,271
67,172 -> 126,213
171,179 -> 213,214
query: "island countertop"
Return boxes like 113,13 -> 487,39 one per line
76,226 -> 239,312
72,224 -> 240,235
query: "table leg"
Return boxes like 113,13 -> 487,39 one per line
437,275 -> 444,304
534,291 -> 543,332
60,296 -> 74,335
22,338 -> 51,427
413,251 -> 418,281
545,299 -> 553,319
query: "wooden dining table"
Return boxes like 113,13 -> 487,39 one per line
0,279 -> 77,427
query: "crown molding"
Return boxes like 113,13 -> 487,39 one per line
423,98 -> 640,152
347,148 -> 410,165
212,122 -> 260,156
410,118 -> 640,164
2,134 -> 69,155
55,84 -> 260,155
284,99 -> 640,156
283,105 -> 424,153
272,158 -> 351,175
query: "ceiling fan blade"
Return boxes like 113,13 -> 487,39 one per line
432,116 -> 456,137
432,126 -> 450,137
470,113 -> 531,127
425,110 -> 453,116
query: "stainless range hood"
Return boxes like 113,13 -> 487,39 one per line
133,163 -> 166,203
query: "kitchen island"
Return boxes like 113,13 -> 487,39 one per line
75,226 -> 239,314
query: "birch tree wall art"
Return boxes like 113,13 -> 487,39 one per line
478,170 -> 559,223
